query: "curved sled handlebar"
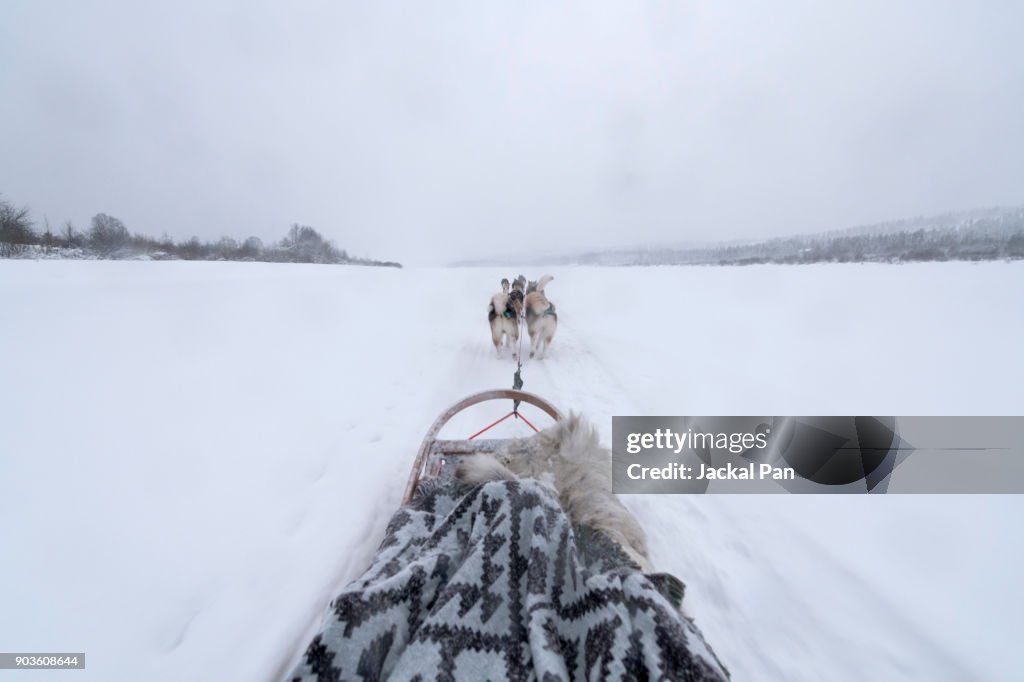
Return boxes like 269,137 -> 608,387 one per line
401,389 -> 562,505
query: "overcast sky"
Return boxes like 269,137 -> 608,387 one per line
1,1 -> 1022,265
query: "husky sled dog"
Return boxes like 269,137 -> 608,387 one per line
488,279 -> 519,355
523,274 -> 557,358
456,412 -> 653,573
508,275 -> 526,318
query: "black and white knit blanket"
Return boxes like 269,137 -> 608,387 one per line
288,478 -> 729,681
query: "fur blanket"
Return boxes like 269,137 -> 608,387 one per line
455,414 -> 655,574
287,475 -> 729,680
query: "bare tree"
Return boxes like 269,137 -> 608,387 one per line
280,224 -> 341,263
214,236 -> 238,260
240,236 -> 263,260
0,195 -> 35,257
88,213 -> 131,256
62,221 -> 83,248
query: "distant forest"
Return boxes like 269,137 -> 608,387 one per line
0,194 -> 401,267
454,205 -> 1024,267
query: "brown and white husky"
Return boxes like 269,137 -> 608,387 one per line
523,274 -> 557,358
488,279 -> 519,356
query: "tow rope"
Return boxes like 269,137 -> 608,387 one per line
467,311 -> 537,439
513,312 -> 525,410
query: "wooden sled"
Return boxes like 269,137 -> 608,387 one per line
402,389 -> 563,505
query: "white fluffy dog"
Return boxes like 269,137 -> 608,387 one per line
455,412 -> 653,573
523,274 -> 557,358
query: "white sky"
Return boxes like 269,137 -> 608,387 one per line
2,1 -> 1022,264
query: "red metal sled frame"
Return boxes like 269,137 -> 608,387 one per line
401,389 -> 562,505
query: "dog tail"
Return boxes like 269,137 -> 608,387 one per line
536,274 -> 554,293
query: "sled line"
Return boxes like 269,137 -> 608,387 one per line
468,408 -> 539,440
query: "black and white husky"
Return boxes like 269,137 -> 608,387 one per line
488,278 -> 519,356
508,275 -> 526,319
523,274 -> 557,358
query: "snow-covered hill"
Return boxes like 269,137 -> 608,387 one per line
2,260 -> 1022,681
453,205 -> 1024,267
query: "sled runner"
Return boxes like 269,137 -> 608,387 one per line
401,389 -> 562,504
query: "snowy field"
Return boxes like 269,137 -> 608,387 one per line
2,260 -> 1022,681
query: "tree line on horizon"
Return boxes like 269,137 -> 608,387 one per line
0,194 -> 401,267
622,220 -> 1024,266
454,206 -> 1024,267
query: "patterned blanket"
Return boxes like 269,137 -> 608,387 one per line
288,478 -> 729,681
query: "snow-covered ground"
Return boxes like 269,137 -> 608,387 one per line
2,260 -> 1022,681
